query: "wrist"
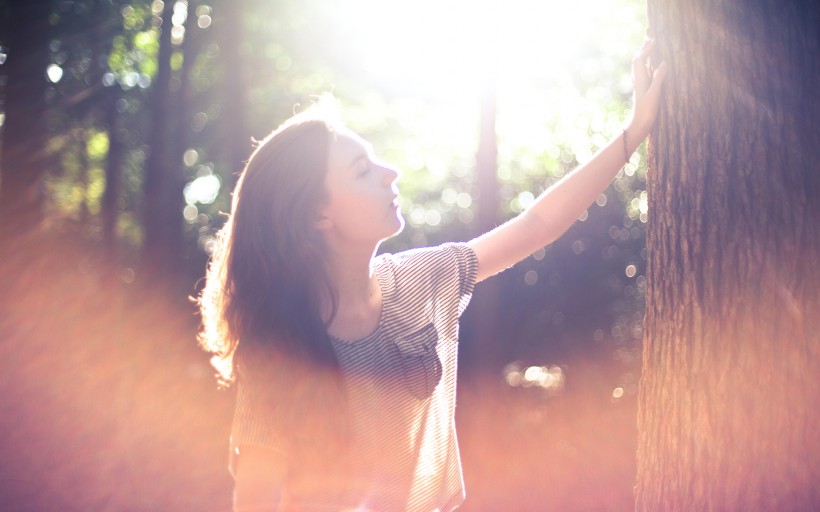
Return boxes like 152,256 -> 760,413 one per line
623,120 -> 649,159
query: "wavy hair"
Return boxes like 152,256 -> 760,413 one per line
196,98 -> 349,457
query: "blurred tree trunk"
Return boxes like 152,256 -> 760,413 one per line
77,126 -> 91,222
637,1 -> 820,510
0,0 -> 52,237
216,0 -> 249,184
94,0 -> 124,260
463,79 -> 502,373
142,0 -> 182,272
102,96 -> 124,259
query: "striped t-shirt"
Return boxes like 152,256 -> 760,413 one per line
230,242 -> 478,511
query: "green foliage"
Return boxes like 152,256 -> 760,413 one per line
6,0 -> 649,369
87,131 -> 110,160
121,3 -> 149,31
133,29 -> 159,77
86,167 -> 106,216
0,3 -> 664,509
108,28 -> 159,82
169,51 -> 184,71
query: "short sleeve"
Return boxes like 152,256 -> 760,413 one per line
445,242 -> 479,316
378,242 -> 478,323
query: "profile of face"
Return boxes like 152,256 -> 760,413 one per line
316,129 -> 404,246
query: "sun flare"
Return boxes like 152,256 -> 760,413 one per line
337,0 -> 637,98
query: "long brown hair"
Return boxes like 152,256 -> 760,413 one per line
197,99 -> 349,459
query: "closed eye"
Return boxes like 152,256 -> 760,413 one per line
356,159 -> 373,177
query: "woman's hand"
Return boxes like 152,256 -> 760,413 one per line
626,38 -> 668,149
467,37 -> 669,283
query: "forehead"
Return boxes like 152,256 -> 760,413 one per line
327,129 -> 372,169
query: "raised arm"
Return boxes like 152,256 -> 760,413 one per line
468,39 -> 668,283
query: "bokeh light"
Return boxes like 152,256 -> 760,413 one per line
504,362 -> 566,393
184,174 -> 220,205
46,64 -> 63,83
1,0 -> 654,509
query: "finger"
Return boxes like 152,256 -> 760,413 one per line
632,37 -> 655,63
636,36 -> 654,53
643,61 -> 668,106
632,45 -> 653,93
653,61 -> 669,85
632,39 -> 655,97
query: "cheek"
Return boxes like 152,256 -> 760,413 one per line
319,185 -> 345,218
322,195 -> 359,229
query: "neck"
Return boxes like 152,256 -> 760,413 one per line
321,240 -> 383,340
323,240 -> 379,313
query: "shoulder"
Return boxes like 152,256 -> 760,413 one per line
377,242 -> 476,279
376,242 -> 478,318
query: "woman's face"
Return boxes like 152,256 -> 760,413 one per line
317,129 -> 404,247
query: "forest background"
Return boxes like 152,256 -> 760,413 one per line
1,0 -> 659,510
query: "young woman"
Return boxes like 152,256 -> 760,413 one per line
198,40 -> 666,512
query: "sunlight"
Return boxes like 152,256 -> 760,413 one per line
330,0 -> 646,202
183,174 -> 221,205
504,362 -> 565,392
46,64 -> 64,83
338,0 -> 630,98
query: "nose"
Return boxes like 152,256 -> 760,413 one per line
379,163 -> 399,187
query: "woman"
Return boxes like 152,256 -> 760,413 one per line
198,39 -> 667,511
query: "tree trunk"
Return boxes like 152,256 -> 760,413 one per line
102,94 -> 124,259
215,0 -> 250,183
636,1 -> 820,510
463,80 -> 503,373
0,0 -> 53,236
142,0 -> 181,273
94,0 -> 124,261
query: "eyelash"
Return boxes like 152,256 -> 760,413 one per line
358,161 -> 372,176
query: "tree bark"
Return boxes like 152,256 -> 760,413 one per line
0,0 -> 53,236
637,1 -> 820,510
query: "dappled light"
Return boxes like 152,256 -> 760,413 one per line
0,0 -> 668,509
184,173 -> 220,205
46,64 -> 63,83
504,362 -> 566,393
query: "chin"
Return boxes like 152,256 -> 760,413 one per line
382,215 -> 405,242
394,212 -> 406,234
394,218 -> 406,236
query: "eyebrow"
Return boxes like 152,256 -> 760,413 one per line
347,142 -> 375,169
347,154 -> 368,172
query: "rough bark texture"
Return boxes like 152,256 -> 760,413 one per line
636,1 -> 820,510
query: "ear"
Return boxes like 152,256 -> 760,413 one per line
314,215 -> 333,231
